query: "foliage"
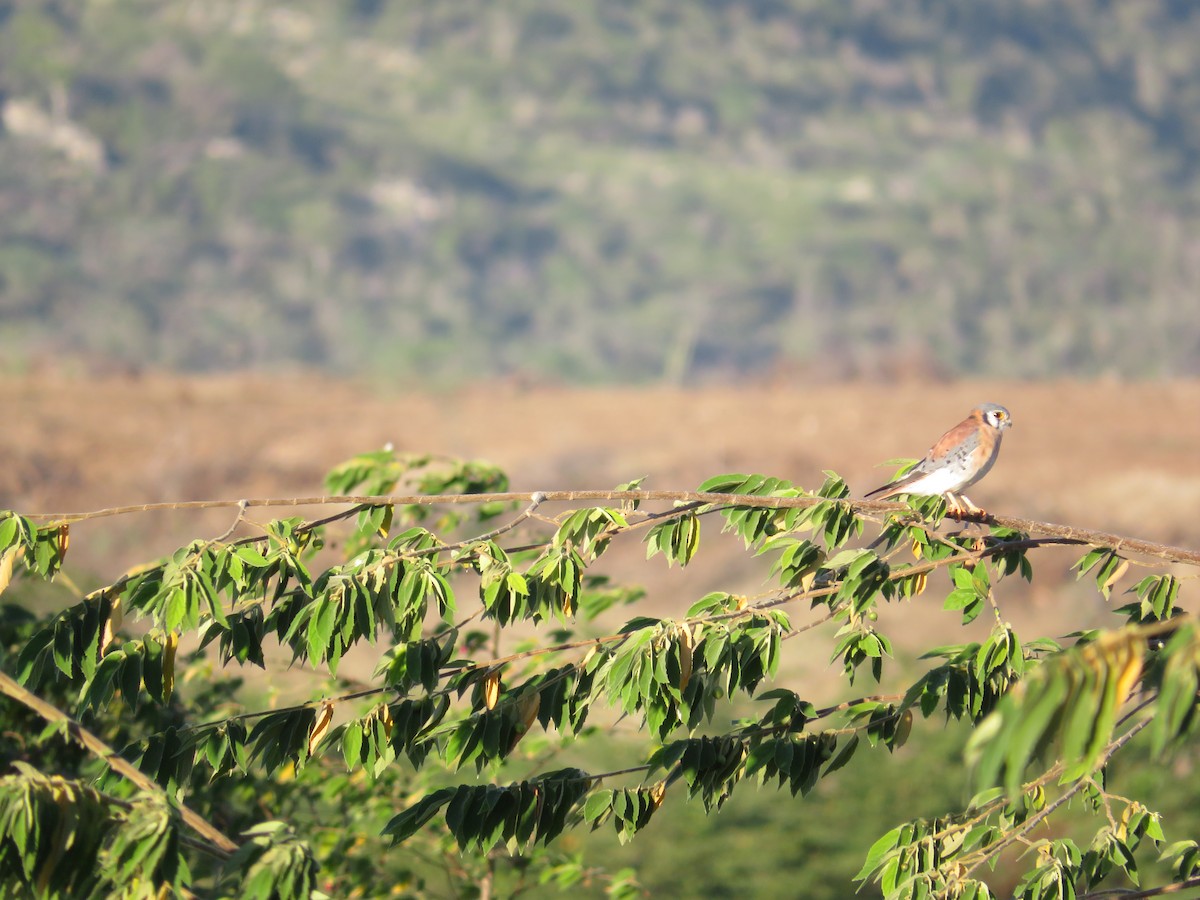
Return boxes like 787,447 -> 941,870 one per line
3,2 -> 1200,379
0,450 -> 1199,898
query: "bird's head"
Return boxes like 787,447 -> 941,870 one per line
977,403 -> 1013,431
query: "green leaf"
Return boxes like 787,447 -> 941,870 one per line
383,789 -> 457,844
697,473 -> 754,493
306,596 -> 338,665
583,789 -> 614,825
856,824 -> 904,881
823,734 -> 859,776
118,647 -> 143,711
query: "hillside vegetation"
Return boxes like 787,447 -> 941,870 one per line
2,1 -> 1199,380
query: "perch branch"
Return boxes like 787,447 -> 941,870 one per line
24,491 -> 1200,568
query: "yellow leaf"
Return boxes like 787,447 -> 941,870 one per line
910,571 -> 928,597
483,669 -> 502,711
911,540 -> 923,560
1103,559 -> 1131,594
379,703 -> 395,739
56,524 -> 70,562
734,595 -> 748,611
649,780 -> 667,810
1111,637 -> 1144,710
0,547 -> 17,597
100,596 -> 123,654
163,632 -> 178,702
308,700 -> 336,756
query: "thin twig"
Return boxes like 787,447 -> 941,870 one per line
422,492 -> 547,558
211,499 -> 249,542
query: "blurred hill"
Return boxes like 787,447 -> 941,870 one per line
2,0 -> 1199,381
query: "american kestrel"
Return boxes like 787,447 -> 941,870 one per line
865,403 -> 1012,514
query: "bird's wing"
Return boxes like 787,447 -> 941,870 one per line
864,417 -> 981,498
925,416 -> 982,462
864,463 -> 936,498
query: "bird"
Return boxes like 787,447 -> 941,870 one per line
865,403 -> 1013,515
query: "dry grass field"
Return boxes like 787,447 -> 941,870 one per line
3,374 -> 1198,685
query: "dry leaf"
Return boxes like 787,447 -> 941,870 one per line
56,524 -> 70,562
1109,636 -> 1145,710
100,595 -> 123,654
1103,559 -> 1131,594
308,700 -> 336,756
0,547 -> 17,598
649,780 -> 667,810
483,669 -> 502,710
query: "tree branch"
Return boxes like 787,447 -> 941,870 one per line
27,491 -> 1200,568
0,670 -> 239,858
965,711 -> 1155,879
1081,875 -> 1200,898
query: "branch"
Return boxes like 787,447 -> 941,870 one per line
0,671 -> 239,858
421,492 -> 548,556
211,498 -> 249,542
965,710 -> 1155,879
984,512 -> 1200,568
27,491 -> 1200,568
1082,875 -> 1200,898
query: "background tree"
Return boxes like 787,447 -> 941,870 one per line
2,0 -> 1200,381
1,450 -> 1198,898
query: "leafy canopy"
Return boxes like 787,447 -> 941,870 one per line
0,450 -> 1198,898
